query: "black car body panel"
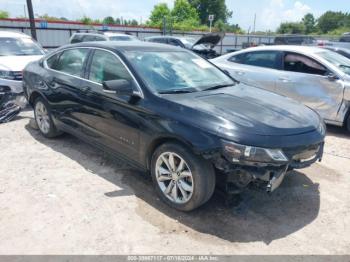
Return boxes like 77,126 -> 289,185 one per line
23,41 -> 325,194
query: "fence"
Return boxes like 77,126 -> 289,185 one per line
0,18 -> 340,54
0,18 -> 280,54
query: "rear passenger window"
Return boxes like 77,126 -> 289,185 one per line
240,51 -> 280,69
54,48 -> 89,77
283,53 -> 327,76
88,50 -> 132,84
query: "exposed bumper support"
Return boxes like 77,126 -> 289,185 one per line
209,142 -> 324,194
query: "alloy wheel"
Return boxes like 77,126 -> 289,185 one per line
35,101 -> 50,134
155,152 -> 194,204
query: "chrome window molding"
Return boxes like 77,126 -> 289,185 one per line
43,46 -> 144,99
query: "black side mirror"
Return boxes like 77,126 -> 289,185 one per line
326,72 -> 339,81
102,79 -> 140,98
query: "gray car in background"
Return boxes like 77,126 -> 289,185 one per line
211,45 -> 350,131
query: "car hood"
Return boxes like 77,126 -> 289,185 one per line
163,84 -> 320,138
192,33 -> 224,49
0,55 -> 43,71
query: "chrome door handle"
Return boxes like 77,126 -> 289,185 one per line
235,71 -> 245,75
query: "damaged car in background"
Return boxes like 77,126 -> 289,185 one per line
23,42 -> 325,211
212,45 -> 350,131
145,32 -> 223,59
0,31 -> 45,123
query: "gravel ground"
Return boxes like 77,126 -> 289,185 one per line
0,110 -> 349,255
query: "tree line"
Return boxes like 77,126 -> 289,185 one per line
277,11 -> 350,35
0,0 -> 242,33
1,2 -> 349,35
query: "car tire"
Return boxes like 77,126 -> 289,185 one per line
345,113 -> 350,133
150,142 -> 215,211
33,97 -> 62,138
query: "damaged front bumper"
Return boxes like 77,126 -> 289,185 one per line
209,142 -> 324,194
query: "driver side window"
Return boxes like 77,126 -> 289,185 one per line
283,53 -> 328,76
88,50 -> 133,84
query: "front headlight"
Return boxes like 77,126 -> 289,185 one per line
0,70 -> 15,80
318,120 -> 326,136
222,140 -> 288,163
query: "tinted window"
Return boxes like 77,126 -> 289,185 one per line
82,35 -> 106,42
228,53 -> 246,63
283,53 -> 327,76
109,35 -> 135,41
88,50 -> 132,84
54,48 -> 89,77
46,53 -> 60,68
168,39 -> 181,47
240,51 -> 280,69
70,34 -> 84,44
149,38 -> 167,44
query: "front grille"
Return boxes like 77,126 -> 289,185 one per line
11,71 -> 23,81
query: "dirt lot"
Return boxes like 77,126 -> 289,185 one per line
0,110 -> 349,255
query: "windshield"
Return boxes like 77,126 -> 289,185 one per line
0,37 -> 44,56
317,50 -> 350,75
125,51 -> 234,93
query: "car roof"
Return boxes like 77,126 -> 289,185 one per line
72,32 -> 105,36
237,45 -> 325,54
103,32 -> 135,37
0,30 -> 31,38
145,35 -> 183,40
58,41 -> 183,52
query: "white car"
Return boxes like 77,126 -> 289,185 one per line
211,45 -> 350,130
0,31 -> 45,94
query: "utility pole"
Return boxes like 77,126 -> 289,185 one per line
162,17 -> 167,35
26,0 -> 37,40
253,13 -> 256,34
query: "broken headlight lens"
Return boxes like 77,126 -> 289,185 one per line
222,140 -> 288,163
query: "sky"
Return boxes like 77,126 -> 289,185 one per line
0,0 -> 349,31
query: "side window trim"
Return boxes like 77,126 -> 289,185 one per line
43,47 -> 144,98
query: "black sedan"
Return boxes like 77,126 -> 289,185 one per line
23,42 -> 325,211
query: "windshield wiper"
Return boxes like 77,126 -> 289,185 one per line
202,84 -> 234,91
339,64 -> 350,69
158,89 -> 196,94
